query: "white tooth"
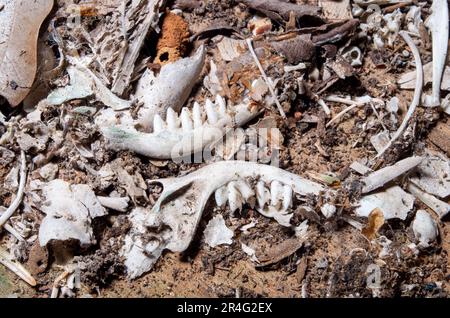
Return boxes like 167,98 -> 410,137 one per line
205,99 -> 218,125
235,180 -> 255,201
227,182 -> 243,213
180,108 -> 193,131
166,108 -> 178,130
282,185 -> 293,210
215,186 -> 228,207
270,181 -> 283,209
193,102 -> 203,128
153,114 -> 164,133
216,95 -> 227,116
256,181 -> 270,208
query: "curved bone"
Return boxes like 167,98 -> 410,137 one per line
101,97 -> 260,159
136,45 -> 206,131
122,161 -> 324,278
375,31 -> 423,159
94,46 -> 205,132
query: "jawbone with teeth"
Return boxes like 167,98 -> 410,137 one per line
122,161 -> 325,278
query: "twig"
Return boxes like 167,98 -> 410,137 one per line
0,151 -> 27,228
246,38 -> 286,119
375,31 -> 423,159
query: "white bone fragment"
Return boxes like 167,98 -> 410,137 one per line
97,196 -> 130,213
361,156 -> 422,193
375,31 -> 423,158
350,161 -> 372,175
135,46 -> 206,131
101,98 -> 260,159
356,186 -> 414,220
320,203 -> 336,219
406,6 -> 422,34
422,0 -> 449,107
241,242 -> 259,263
0,247 -> 36,286
38,180 -> 107,247
122,161 -> 324,278
412,210 -> 438,248
51,62 -> 132,111
0,151 -> 27,228
409,151 -> 450,199
407,182 -> 450,219
240,220 -> 257,234
203,215 -> 234,248
398,63 -> 450,91
370,130 -> 390,154
342,46 -> 363,67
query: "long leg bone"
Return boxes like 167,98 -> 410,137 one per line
101,96 -> 260,159
122,161 -> 324,278
423,0 -> 449,107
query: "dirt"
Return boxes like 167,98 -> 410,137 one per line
0,0 -> 449,299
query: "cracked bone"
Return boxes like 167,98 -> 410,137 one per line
122,161 -> 324,278
356,186 -> 414,220
101,96 -> 260,159
361,156 -> 422,193
412,210 -> 438,248
422,0 -> 449,107
38,180 -> 107,247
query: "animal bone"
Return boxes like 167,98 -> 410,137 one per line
101,96 -> 260,159
356,185 -> 414,220
0,151 -> 27,228
0,246 -> 36,286
375,31 -> 423,158
342,46 -> 363,67
135,45 -> 206,131
203,215 -> 234,248
412,210 -> 438,248
122,161 -> 324,278
422,0 -> 449,107
361,156 -> 422,193
407,182 -> 450,219
38,180 -> 107,247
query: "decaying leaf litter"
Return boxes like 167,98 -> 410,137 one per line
0,0 -> 449,298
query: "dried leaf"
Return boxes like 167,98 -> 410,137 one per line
0,0 -> 53,106
362,208 -> 385,240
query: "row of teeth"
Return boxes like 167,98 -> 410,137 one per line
153,95 -> 232,133
214,179 -> 293,213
